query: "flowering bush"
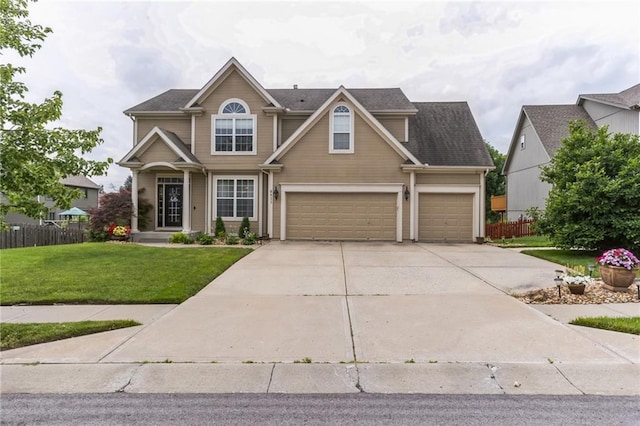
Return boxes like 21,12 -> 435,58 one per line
562,275 -> 591,285
596,248 -> 640,271
107,223 -> 131,237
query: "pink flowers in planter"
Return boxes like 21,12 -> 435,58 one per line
596,248 -> 640,271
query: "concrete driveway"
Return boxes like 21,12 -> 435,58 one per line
82,242 -> 633,365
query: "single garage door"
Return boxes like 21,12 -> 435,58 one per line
287,193 -> 396,240
419,193 -> 473,242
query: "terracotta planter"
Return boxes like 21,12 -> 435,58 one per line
599,264 -> 639,292
567,284 -> 585,295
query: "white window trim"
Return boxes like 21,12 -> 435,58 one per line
329,103 -> 354,154
211,98 -> 257,155
213,176 -> 258,221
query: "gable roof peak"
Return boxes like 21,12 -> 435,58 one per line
184,57 -> 282,109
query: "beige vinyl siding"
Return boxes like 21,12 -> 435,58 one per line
191,174 -> 206,232
137,139 -> 179,163
137,172 -> 157,230
280,118 -> 307,144
273,101 -> 410,239
194,69 -> 273,168
419,193 -> 473,242
286,193 -> 396,240
137,118 -> 191,146
415,173 -> 480,185
377,117 -> 406,141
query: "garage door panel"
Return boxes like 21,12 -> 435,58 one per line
287,193 -> 396,240
419,193 -> 473,242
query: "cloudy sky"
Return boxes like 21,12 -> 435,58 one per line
12,0 -> 640,191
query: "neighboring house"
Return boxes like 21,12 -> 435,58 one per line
118,58 -> 493,242
3,176 -> 101,225
503,84 -> 640,221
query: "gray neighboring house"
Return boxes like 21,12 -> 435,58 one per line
4,176 -> 101,225
503,84 -> 640,221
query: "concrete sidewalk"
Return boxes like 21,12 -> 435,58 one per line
1,242 -> 638,395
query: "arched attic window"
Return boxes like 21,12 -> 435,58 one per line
330,104 -> 353,153
212,99 -> 256,154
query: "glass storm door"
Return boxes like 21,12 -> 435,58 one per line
157,179 -> 183,228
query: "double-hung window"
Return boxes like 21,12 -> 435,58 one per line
212,100 -> 256,154
330,104 -> 354,153
215,177 -> 256,220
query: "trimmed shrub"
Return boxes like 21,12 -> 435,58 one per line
242,232 -> 257,245
225,234 -> 239,245
197,233 -> 214,245
215,217 -> 226,238
239,217 -> 250,238
169,232 -> 194,244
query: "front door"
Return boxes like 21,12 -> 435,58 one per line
157,179 -> 183,228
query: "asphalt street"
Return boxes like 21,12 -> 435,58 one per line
2,394 -> 639,425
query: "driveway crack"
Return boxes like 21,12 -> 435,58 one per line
340,242 -> 364,392
266,363 -> 276,393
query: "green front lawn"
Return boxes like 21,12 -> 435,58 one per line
569,316 -> 640,335
521,249 -> 601,276
0,243 -> 252,304
0,320 -> 141,351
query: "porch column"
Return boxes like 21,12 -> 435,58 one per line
182,170 -> 191,233
131,170 -> 139,233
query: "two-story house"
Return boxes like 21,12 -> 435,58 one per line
118,58 -> 493,242
503,83 -> 639,221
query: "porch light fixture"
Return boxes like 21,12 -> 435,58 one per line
404,187 -> 410,201
273,187 -> 279,200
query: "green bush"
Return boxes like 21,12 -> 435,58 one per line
239,217 -> 250,238
215,217 -> 226,238
169,232 -> 194,244
226,234 -> 239,245
197,233 -> 214,245
86,228 -> 109,242
539,121 -> 640,251
242,232 -> 257,245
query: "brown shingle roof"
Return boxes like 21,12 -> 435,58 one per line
406,102 -> 493,167
124,89 -> 199,113
523,105 -> 597,156
125,88 -> 417,113
60,176 -> 101,189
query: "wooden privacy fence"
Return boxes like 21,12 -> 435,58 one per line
0,224 -> 85,249
485,219 -> 536,239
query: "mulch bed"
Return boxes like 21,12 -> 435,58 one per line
514,280 -> 639,304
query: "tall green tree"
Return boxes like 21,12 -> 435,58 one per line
485,142 -> 506,223
0,0 -> 112,226
538,121 -> 640,251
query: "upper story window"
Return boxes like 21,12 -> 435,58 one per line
330,104 -> 354,154
212,99 -> 256,155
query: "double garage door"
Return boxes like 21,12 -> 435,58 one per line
287,193 -> 396,240
285,191 -> 474,242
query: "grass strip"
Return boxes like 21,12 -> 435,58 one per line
569,316 -> 640,335
0,320 -> 141,351
521,249 -> 601,276
491,235 -> 554,247
1,243 -> 252,304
